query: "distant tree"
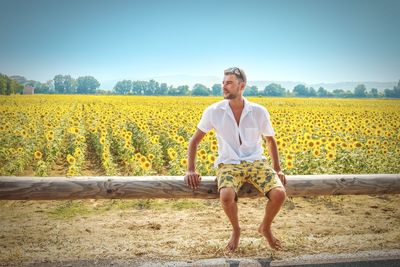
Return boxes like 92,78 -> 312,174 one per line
167,85 -> 189,96
394,80 -> 400,97
177,85 -> 189,95
0,74 -> 23,95
384,88 -> 394,98
317,86 -> 328,97
113,80 -> 132,95
131,81 -> 148,95
333,89 -> 345,98
10,75 -> 27,85
191,84 -> 210,96
354,84 -> 367,98
369,88 -> 378,98
264,83 -> 285,96
145,79 -> 159,95
32,81 -> 51,94
384,80 -> 400,98
167,86 -> 179,96
76,76 -> 100,94
309,87 -> 317,96
16,84 -> 24,94
6,78 -> 14,94
64,75 -> 76,94
243,85 -> 258,96
0,74 -> 7,94
212,84 -> 222,96
53,74 -> 65,93
156,83 -> 169,95
345,90 -> 354,98
293,84 -> 308,96
46,80 -> 55,94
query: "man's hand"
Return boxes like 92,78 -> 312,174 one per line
275,170 -> 287,186
184,171 -> 202,189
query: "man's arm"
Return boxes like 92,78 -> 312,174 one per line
263,136 -> 287,186
185,128 -> 206,189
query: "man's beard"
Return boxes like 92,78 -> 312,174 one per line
223,91 -> 237,99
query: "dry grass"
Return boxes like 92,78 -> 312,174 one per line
0,194 -> 399,266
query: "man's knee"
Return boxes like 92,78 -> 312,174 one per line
219,187 -> 236,205
267,187 -> 286,203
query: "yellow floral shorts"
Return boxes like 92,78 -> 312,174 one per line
216,159 -> 284,201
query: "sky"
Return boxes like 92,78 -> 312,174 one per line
0,0 -> 399,87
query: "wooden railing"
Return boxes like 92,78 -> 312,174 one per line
0,174 -> 399,200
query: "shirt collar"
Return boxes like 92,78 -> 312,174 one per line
219,97 -> 252,114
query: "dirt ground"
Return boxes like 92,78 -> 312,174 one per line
0,194 -> 399,266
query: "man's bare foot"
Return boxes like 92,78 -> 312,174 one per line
226,228 -> 241,252
258,225 -> 282,250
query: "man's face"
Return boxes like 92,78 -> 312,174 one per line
222,74 -> 244,100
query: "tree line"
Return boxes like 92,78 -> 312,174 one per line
1,73 -> 400,98
0,74 -> 24,94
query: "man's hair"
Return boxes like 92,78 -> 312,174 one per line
224,67 -> 247,83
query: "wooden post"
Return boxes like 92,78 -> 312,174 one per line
0,174 -> 399,200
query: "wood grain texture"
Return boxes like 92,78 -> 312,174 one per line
0,174 -> 399,200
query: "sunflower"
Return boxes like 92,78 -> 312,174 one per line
140,156 -> 147,163
285,160 -> 294,169
178,136 -> 185,143
68,127 -> 79,134
67,154 -> 76,164
168,150 -> 177,160
286,154 -> 294,161
313,149 -> 321,157
327,141 -> 336,150
102,152 -> 110,161
353,142 -> 362,148
208,154 -> 216,164
141,161 -> 151,171
99,137 -> 106,145
34,151 -> 42,160
326,151 -> 336,161
180,158 -> 188,167
78,135 -> 86,142
74,148 -> 82,157
307,140 -> 315,148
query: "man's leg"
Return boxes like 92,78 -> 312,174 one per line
258,187 -> 286,250
220,187 -> 241,252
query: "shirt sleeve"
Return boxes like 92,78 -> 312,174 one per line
260,107 -> 275,137
197,107 -> 214,133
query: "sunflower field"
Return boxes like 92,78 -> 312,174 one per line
0,95 -> 399,177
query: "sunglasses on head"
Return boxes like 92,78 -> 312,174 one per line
224,67 -> 244,82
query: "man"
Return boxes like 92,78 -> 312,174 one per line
184,67 -> 287,252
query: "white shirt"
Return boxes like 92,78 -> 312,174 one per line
197,97 -> 275,168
